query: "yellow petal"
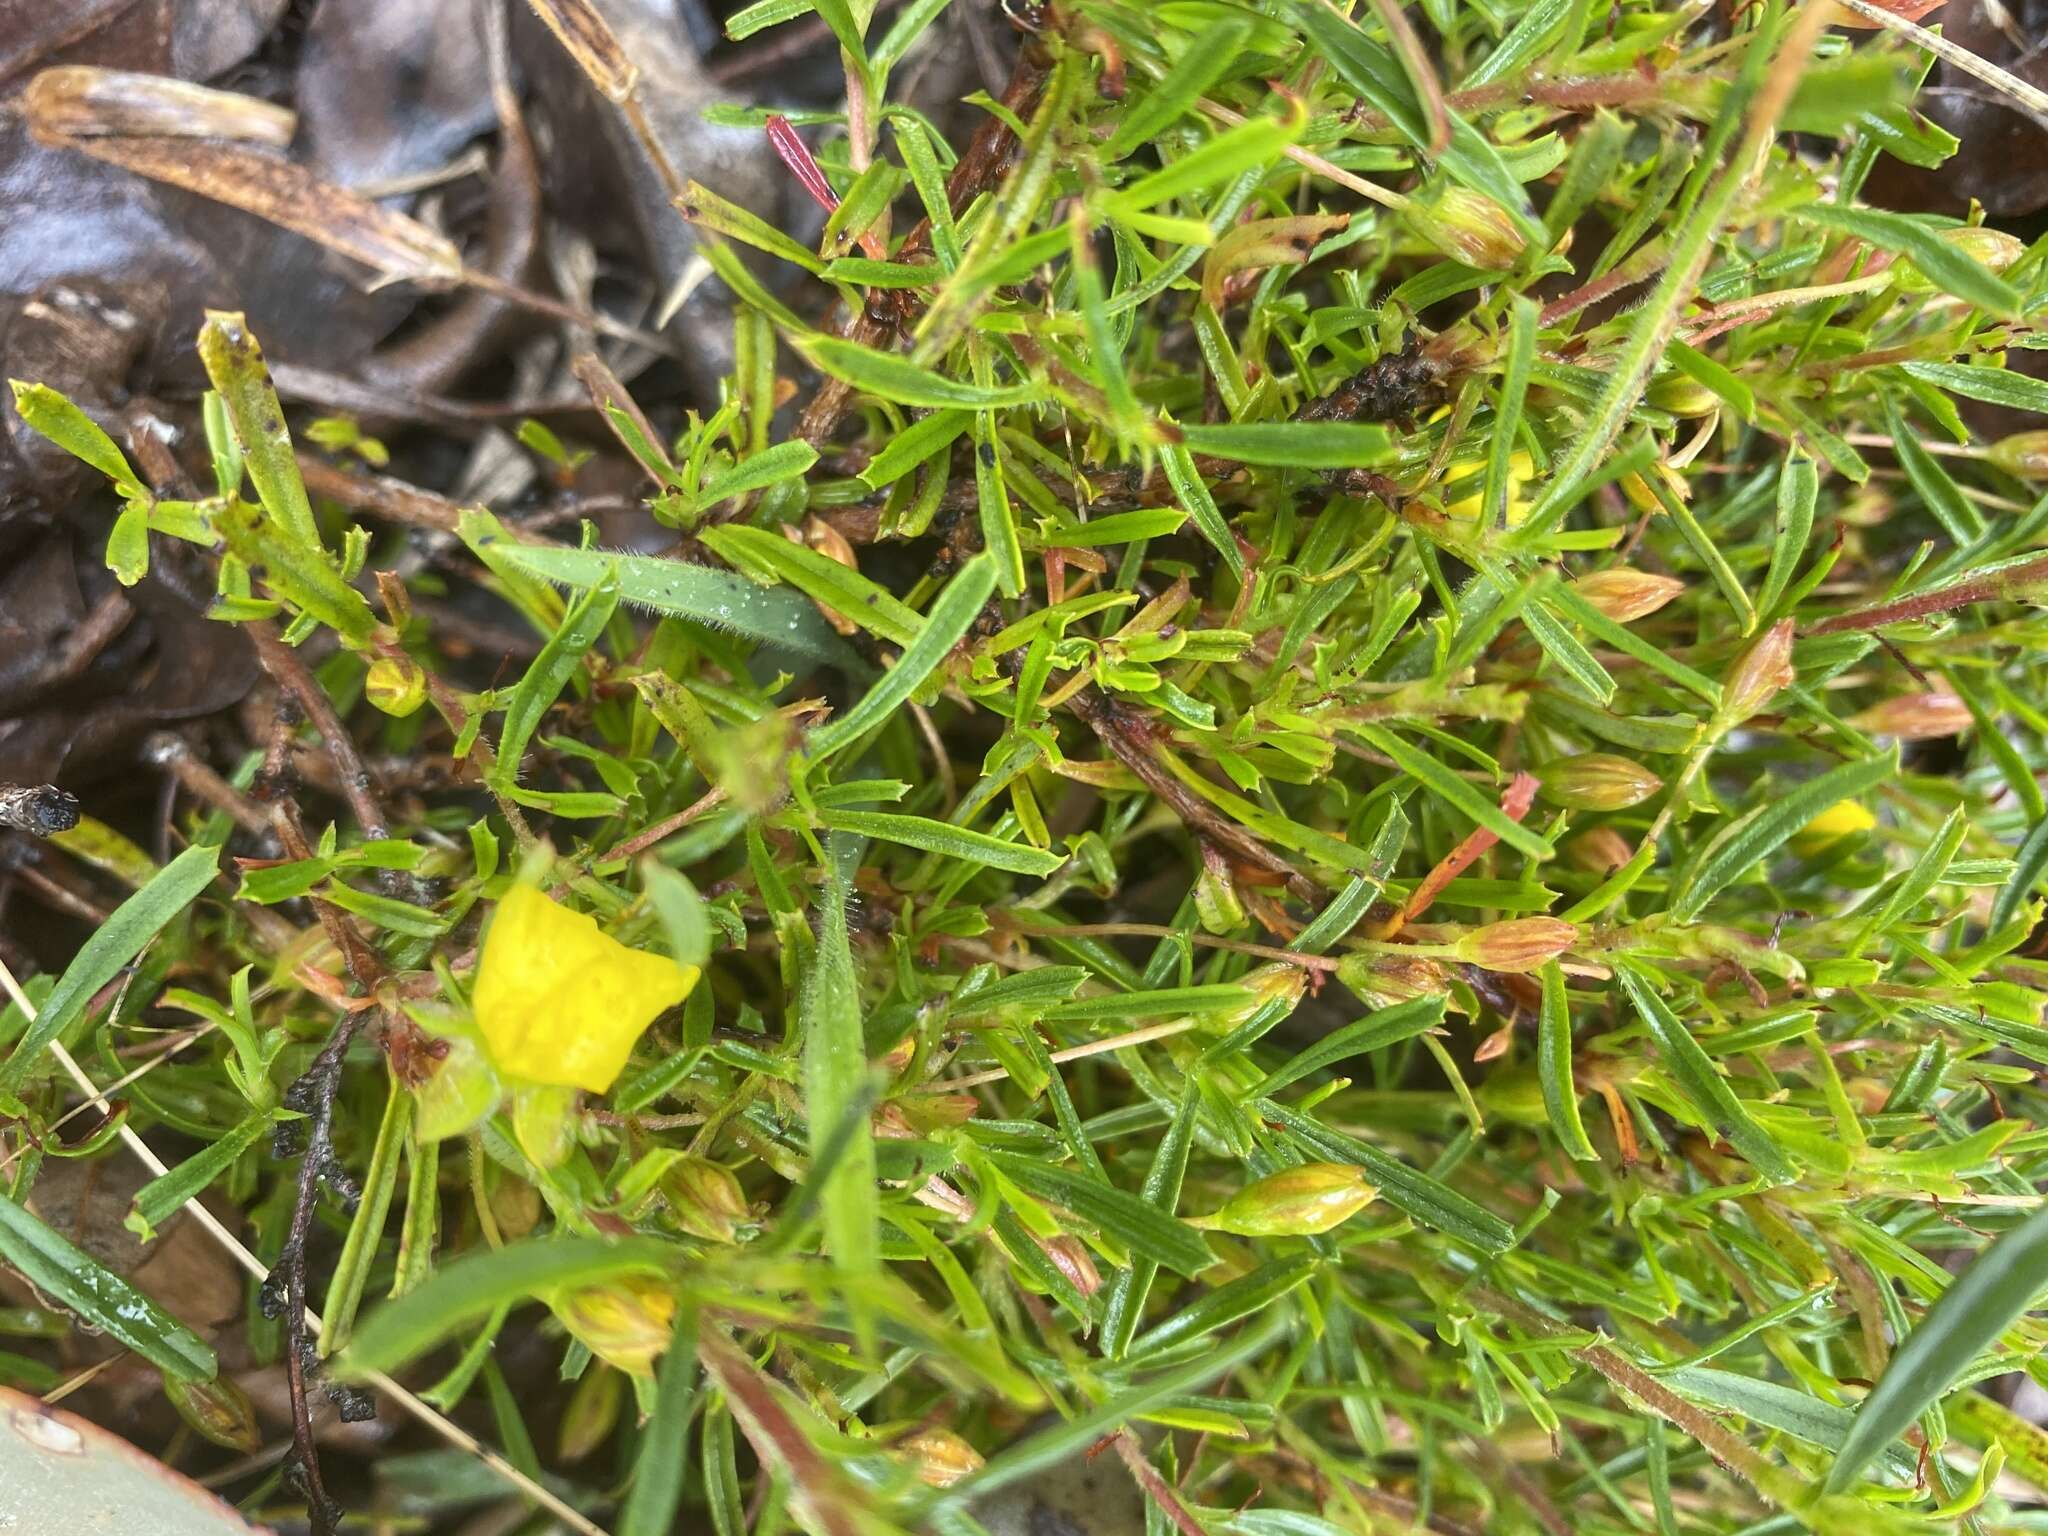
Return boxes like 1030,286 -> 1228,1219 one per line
1443,451 -> 1534,524
472,885 -> 697,1093
1795,799 -> 1876,850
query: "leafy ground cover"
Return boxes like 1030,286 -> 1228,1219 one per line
9,0 -> 2048,1532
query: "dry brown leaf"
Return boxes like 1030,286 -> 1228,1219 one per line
22,66 -> 295,147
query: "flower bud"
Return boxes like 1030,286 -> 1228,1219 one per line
896,1427 -> 986,1488
1715,619 -> 1795,730
1336,951 -> 1451,1005
365,653 -> 426,717
1031,1232 -> 1102,1296
1569,567 -> 1684,624
1565,826 -> 1635,873
1454,917 -> 1578,973
164,1373 -> 260,1453
1794,798 -> 1876,851
1895,226 -> 2024,290
1408,186 -> 1525,269
1536,754 -> 1663,811
1850,691 -> 1974,741
551,1274 -> 676,1377
1646,373 -> 1721,418
557,1363 -> 624,1463
663,1157 -> 751,1243
1194,862 -> 1245,935
1217,963 -> 1308,1029
1189,1163 -> 1377,1236
1990,431 -> 2048,480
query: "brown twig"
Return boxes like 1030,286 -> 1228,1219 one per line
1067,685 -> 1317,902
145,732 -> 273,839
247,622 -> 390,841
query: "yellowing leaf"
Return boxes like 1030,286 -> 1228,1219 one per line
472,885 -> 696,1093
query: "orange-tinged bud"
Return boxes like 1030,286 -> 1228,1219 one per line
164,1373 -> 260,1453
896,1427 -> 986,1488
1716,619 -> 1795,729
1189,1163 -> 1377,1236
1031,1232 -> 1102,1297
1566,826 -> 1635,873
1455,916 -> 1578,973
1410,186 -> 1525,269
551,1274 -> 675,1377
1536,754 -> 1663,811
1849,692 -> 1974,741
1569,567 -> 1684,624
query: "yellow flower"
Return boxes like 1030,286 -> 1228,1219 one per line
1795,799 -> 1876,852
472,885 -> 697,1093
1443,449 -> 1534,523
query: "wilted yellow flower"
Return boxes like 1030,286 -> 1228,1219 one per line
472,885 -> 697,1093
1796,799 -> 1876,851
550,1274 -> 676,1377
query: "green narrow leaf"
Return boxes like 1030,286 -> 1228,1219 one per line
1759,453 -> 1817,620
973,408 -> 1026,598
807,551 -> 1000,760
9,381 -> 147,499
1160,434 -> 1245,578
1900,360 -> 2048,415
1101,18 -> 1253,159
1615,966 -> 1796,1186
196,311 -> 321,547
1802,204 -> 2021,319
127,1111 -> 275,1243
691,440 -> 820,510
801,838 -> 878,1323
699,525 -> 923,646
1993,815 -> 2048,933
1884,392 -> 1984,544
0,1191 -> 216,1380
0,842 -> 219,1092
620,1302 -> 701,1536
1347,724 -> 1554,859
1175,421 -> 1396,468
1826,1201 -> 2048,1490
1538,963 -> 1598,1162
1248,997 -> 1444,1099
1484,296 -> 1538,528
798,334 -> 1043,408
815,810 -> 1064,876
489,542 -> 854,663
1671,750 -> 1899,920
319,1079 -> 413,1353
1101,1082 -> 1199,1360
491,570 -> 621,791
982,1149 -> 1213,1276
